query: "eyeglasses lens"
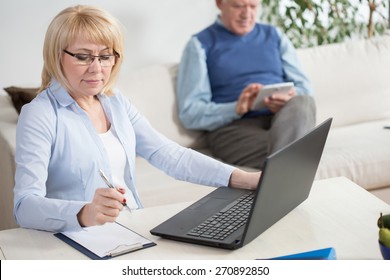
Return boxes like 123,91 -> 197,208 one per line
74,54 -> 115,67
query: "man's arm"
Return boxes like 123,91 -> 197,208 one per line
176,37 -> 240,131
276,28 -> 313,96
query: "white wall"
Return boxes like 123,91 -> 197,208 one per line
0,0 -> 218,88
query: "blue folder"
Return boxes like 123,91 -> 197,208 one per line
267,247 -> 337,260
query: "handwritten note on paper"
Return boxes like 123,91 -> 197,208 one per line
62,222 -> 154,258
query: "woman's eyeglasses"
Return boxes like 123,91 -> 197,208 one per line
63,50 -> 119,67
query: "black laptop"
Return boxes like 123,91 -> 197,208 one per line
150,118 -> 332,249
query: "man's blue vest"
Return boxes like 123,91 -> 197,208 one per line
196,22 -> 284,103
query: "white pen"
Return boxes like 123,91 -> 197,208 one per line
99,169 -> 132,212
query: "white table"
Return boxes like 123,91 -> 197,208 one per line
0,177 -> 389,260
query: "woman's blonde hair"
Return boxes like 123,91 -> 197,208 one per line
39,5 -> 124,95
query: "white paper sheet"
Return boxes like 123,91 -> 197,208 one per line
62,222 -> 153,258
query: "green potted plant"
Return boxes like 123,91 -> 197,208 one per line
260,0 -> 389,48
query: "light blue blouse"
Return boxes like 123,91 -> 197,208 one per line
13,80 -> 234,232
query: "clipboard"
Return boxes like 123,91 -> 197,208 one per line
54,222 -> 156,259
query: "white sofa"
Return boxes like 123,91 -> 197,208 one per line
1,35 -> 390,231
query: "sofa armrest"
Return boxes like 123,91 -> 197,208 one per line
0,95 -> 18,229
0,121 -> 18,230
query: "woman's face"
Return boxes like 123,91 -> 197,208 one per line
62,35 -> 115,99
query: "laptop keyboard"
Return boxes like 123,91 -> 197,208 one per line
187,192 -> 254,240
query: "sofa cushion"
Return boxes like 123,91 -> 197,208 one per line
118,64 -> 205,148
315,119 -> 390,190
297,35 -> 390,128
4,86 -> 39,114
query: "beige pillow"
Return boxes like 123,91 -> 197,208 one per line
297,35 -> 390,127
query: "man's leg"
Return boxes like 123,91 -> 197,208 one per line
268,95 -> 316,154
205,116 -> 272,170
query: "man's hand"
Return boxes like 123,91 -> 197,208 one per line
236,83 -> 261,116
77,187 -> 126,227
263,88 -> 296,113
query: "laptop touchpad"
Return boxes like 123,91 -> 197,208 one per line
188,197 -> 228,211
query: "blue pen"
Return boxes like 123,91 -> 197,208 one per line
99,169 -> 131,212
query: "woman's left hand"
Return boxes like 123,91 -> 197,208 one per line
229,169 -> 261,190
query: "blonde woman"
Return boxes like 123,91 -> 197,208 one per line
13,5 -> 260,232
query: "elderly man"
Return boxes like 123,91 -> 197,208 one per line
176,0 -> 316,169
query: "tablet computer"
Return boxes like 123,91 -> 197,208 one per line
251,82 -> 294,110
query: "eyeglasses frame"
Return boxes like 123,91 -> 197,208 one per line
63,49 -> 120,67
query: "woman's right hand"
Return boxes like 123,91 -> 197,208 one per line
77,187 -> 126,227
